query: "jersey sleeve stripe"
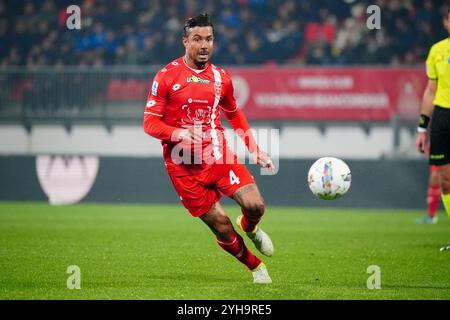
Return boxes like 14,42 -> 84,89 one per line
144,111 -> 163,117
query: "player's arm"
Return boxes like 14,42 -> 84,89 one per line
221,76 -> 274,169
416,80 -> 436,153
416,44 -> 437,154
420,80 -> 437,118
143,74 -> 197,143
144,115 -> 200,143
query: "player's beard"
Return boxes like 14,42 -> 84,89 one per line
194,60 -> 207,69
194,51 -> 210,69
184,48 -> 211,69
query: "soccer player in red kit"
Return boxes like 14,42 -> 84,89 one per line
143,13 -> 274,283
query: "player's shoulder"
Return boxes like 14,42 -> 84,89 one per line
155,57 -> 184,79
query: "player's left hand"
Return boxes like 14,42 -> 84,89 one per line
252,150 -> 275,170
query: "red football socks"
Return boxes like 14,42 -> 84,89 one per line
216,232 -> 261,270
240,207 -> 265,233
427,184 -> 441,217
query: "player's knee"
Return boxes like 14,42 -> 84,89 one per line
243,199 -> 265,217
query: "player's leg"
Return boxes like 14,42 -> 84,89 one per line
200,201 -> 260,270
428,166 -> 441,216
419,165 -> 441,224
233,183 -> 265,233
439,164 -> 450,251
199,201 -> 271,283
214,163 -> 274,257
439,163 -> 450,217
233,183 -> 274,257
167,170 -> 270,282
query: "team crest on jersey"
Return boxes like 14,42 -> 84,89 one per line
182,105 -> 212,124
186,75 -> 211,84
152,81 -> 159,95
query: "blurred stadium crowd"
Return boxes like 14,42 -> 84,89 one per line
0,0 -> 448,67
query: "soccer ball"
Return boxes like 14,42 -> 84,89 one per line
307,157 -> 351,200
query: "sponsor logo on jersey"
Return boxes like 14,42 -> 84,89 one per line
146,99 -> 156,108
152,81 -> 159,95
186,75 -> 211,84
172,83 -> 181,91
190,99 -> 209,104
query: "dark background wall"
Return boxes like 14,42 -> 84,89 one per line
0,156 -> 430,210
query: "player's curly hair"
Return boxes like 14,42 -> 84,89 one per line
183,13 -> 214,37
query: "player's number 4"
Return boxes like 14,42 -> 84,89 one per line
229,170 -> 240,185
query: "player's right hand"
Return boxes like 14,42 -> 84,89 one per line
174,126 -> 203,144
415,132 -> 426,154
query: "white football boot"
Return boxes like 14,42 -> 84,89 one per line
252,262 -> 272,284
236,215 -> 274,257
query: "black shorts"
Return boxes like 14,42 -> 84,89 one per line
429,105 -> 450,166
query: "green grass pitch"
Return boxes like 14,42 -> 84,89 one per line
0,202 -> 450,300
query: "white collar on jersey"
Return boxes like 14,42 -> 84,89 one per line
182,56 -> 209,74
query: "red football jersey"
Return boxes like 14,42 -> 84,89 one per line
144,57 -> 240,176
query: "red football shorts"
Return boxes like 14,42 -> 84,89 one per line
167,163 -> 255,217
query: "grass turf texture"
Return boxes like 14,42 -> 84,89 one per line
0,202 -> 450,300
